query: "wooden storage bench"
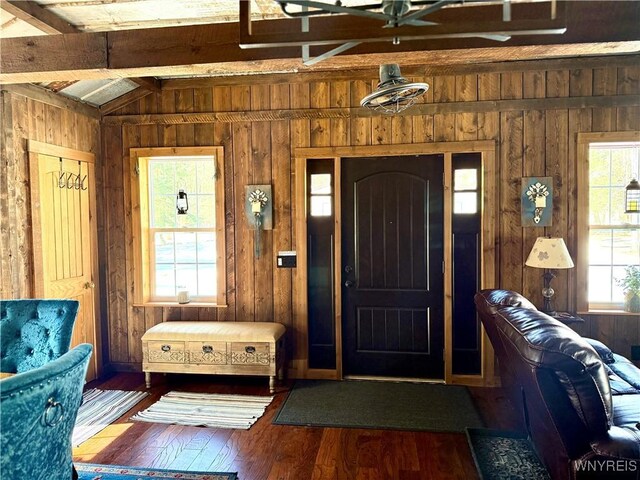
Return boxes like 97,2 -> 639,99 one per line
141,321 -> 286,393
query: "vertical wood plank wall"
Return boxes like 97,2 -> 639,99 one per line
101,59 -> 639,374
2,58 -> 639,376
0,91 -> 101,301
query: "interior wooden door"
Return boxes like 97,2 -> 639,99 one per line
341,155 -> 444,379
31,153 -> 98,381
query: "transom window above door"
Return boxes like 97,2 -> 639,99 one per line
130,147 -> 226,306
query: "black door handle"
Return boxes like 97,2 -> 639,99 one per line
344,280 -> 355,288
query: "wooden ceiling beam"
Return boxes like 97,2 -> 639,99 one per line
129,77 -> 162,93
102,93 -> 640,124
0,0 -> 157,97
1,1 -> 638,84
160,54 -> 640,89
0,0 -> 78,34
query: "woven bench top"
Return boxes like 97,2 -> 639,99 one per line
142,321 -> 285,342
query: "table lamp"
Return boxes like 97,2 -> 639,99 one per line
525,237 -> 574,315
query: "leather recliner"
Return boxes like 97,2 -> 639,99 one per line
475,289 -> 640,480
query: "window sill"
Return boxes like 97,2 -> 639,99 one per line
133,302 -> 228,308
578,310 -> 640,317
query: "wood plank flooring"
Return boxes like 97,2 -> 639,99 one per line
73,373 -> 520,479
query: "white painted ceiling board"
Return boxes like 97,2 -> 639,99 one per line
0,12 -> 49,37
31,0 -> 287,32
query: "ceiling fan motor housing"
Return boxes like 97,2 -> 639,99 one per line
379,63 -> 405,87
382,0 -> 412,17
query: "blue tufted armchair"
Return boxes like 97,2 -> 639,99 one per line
0,343 -> 92,480
0,299 -> 79,374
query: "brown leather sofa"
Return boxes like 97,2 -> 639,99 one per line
475,289 -> 640,480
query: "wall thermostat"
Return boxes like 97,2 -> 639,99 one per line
277,251 -> 296,268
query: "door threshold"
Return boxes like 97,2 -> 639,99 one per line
343,375 -> 445,384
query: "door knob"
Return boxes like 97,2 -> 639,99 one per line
344,280 -> 355,288
344,265 -> 353,274
84,281 -> 95,289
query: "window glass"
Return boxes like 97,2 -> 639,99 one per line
454,169 -> 477,191
454,192 -> 477,214
148,156 -> 217,300
310,196 -> 332,217
311,174 -> 332,194
587,143 -> 640,308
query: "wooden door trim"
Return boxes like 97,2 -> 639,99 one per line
27,139 -> 96,164
443,153 -> 453,384
293,141 -> 498,386
27,140 -> 102,378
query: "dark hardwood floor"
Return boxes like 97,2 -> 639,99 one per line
73,373 -> 520,479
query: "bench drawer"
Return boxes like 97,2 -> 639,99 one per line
230,342 -> 270,365
187,341 -> 228,365
146,341 -> 185,363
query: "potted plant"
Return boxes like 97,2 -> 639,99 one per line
616,265 -> 640,313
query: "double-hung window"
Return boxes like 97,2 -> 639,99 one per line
131,147 -> 226,306
577,133 -> 640,311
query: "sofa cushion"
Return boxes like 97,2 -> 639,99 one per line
495,306 -> 613,434
584,338 -> 616,364
609,354 -> 640,391
611,395 -> 640,430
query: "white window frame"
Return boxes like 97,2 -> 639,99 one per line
130,147 -> 226,307
577,132 -> 640,312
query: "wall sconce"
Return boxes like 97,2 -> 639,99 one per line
176,189 -> 189,215
245,185 -> 273,258
521,177 -> 553,227
625,178 -> 640,214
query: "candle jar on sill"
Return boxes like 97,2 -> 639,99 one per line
176,285 -> 190,304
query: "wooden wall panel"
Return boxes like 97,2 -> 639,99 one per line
7,56 -> 626,376
0,90 -> 100,302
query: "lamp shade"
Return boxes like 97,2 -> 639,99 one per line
525,237 -> 574,269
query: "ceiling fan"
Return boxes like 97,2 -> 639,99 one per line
269,0 -> 564,65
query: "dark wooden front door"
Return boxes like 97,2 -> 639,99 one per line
342,155 -> 444,379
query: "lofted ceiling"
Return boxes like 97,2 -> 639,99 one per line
0,0 -> 639,111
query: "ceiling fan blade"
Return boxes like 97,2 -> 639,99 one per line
278,0 -> 393,22
383,19 -> 439,27
478,34 -> 512,41
394,0 -> 458,27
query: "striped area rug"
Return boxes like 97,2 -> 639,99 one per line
130,391 -> 273,429
73,389 -> 149,446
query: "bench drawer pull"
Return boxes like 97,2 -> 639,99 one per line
202,345 -> 214,354
161,345 -> 171,352
245,346 -> 256,354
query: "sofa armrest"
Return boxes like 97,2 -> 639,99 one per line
590,426 -> 640,459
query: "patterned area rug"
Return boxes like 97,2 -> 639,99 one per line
466,428 -> 551,480
130,391 -> 273,429
75,463 -> 237,480
73,389 -> 149,446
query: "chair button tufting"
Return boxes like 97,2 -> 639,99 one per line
45,329 -> 50,337
57,309 -> 64,316
29,349 -> 34,355
15,331 -> 20,338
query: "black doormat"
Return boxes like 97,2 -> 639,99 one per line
272,379 -> 484,432
466,428 -> 551,480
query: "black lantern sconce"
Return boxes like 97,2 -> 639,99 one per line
176,189 -> 189,215
625,179 -> 640,214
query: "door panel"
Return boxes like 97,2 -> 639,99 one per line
342,155 -> 444,379
36,154 -> 97,381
